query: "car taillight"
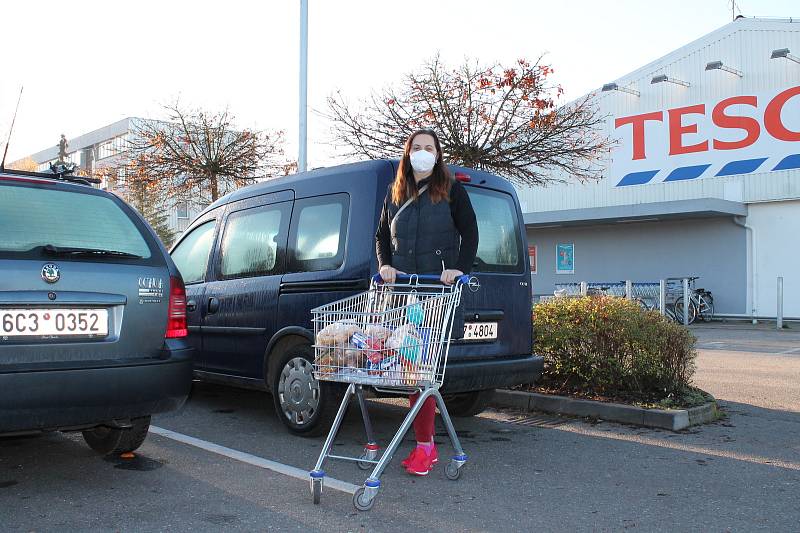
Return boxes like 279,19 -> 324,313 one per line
166,276 -> 188,338
455,172 -> 471,182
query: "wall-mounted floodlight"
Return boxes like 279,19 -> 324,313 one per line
771,48 -> 800,64
705,60 -> 743,77
601,82 -> 640,96
651,74 -> 691,87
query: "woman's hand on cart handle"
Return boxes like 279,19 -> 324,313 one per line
373,271 -> 473,286
441,269 -> 464,286
379,265 -> 404,284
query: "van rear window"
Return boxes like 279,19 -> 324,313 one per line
0,183 -> 152,259
466,187 -> 524,273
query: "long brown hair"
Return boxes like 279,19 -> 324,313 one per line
391,129 -> 451,206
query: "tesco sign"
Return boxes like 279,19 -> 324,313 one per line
611,85 -> 800,186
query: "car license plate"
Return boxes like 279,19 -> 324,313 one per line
0,308 -> 109,338
463,322 -> 497,340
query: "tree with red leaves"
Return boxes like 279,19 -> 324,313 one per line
326,56 -> 610,186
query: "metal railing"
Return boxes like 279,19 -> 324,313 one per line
539,277 -> 709,326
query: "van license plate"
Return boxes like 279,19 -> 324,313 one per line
463,322 -> 497,340
0,309 -> 109,338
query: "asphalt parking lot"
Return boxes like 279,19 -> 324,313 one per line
2,324 -> 799,532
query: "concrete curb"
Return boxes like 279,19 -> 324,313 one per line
491,390 -> 718,431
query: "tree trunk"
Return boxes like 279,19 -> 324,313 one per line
210,173 -> 219,201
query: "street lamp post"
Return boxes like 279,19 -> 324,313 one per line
299,0 -> 308,173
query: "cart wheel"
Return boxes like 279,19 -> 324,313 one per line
445,461 -> 462,480
357,446 -> 378,470
353,487 -> 375,511
312,478 -> 322,504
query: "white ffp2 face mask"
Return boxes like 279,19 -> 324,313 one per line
409,150 -> 436,173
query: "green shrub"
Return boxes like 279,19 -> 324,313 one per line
533,296 -> 696,397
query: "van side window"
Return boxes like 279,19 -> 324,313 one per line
171,220 -> 216,284
467,188 -> 524,273
288,194 -> 349,272
219,203 -> 289,279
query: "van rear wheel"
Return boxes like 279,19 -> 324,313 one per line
443,390 -> 495,417
271,344 -> 342,437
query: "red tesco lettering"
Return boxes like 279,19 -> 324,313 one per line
614,85 -> 800,160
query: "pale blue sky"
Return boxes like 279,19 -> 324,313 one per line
1,0 -> 797,167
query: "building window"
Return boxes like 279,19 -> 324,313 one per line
176,201 -> 189,219
97,135 -> 128,160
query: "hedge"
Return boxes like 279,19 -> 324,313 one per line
533,296 -> 697,398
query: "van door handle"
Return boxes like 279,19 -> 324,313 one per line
207,297 -> 220,314
186,299 -> 197,312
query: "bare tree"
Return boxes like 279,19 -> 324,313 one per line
125,102 -> 287,203
326,56 -> 611,186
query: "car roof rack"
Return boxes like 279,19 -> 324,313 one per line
0,164 -> 101,186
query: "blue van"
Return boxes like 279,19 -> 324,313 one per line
170,160 -> 542,435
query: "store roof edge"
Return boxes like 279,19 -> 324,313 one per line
523,198 -> 748,227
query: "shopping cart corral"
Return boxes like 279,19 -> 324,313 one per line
308,274 -> 470,511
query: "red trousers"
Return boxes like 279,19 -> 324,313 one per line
409,393 -> 436,442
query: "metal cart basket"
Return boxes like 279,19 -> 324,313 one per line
308,273 -> 470,511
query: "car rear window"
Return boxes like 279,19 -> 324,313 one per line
466,187 -> 524,273
0,183 -> 152,259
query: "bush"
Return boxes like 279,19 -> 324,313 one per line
533,296 -> 697,398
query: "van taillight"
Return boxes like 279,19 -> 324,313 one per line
166,276 -> 188,338
455,172 -> 471,182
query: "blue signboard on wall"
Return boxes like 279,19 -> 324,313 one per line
556,243 -> 574,274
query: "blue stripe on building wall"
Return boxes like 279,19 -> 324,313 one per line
663,164 -> 711,182
773,154 -> 800,171
615,154 -> 799,187
616,170 -> 659,186
715,157 -> 767,177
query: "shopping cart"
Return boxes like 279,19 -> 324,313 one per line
308,273 -> 471,511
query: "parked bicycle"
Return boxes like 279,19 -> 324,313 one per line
671,277 -> 714,324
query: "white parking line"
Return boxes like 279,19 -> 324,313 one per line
149,426 -> 359,495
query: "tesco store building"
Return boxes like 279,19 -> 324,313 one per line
518,17 -> 800,320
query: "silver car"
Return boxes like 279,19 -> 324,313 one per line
0,169 -> 193,454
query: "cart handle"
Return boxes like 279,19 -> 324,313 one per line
372,272 -> 472,285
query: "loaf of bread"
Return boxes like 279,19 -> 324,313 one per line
316,320 -> 362,346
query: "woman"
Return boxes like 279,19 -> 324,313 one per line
375,129 -> 478,476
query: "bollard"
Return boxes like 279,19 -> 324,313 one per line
659,280 -> 666,315
777,276 -> 784,330
580,281 -> 587,296
625,280 -> 633,300
682,278 -> 690,326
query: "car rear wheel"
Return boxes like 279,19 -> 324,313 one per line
82,415 -> 151,455
443,390 -> 495,417
271,344 -> 342,437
